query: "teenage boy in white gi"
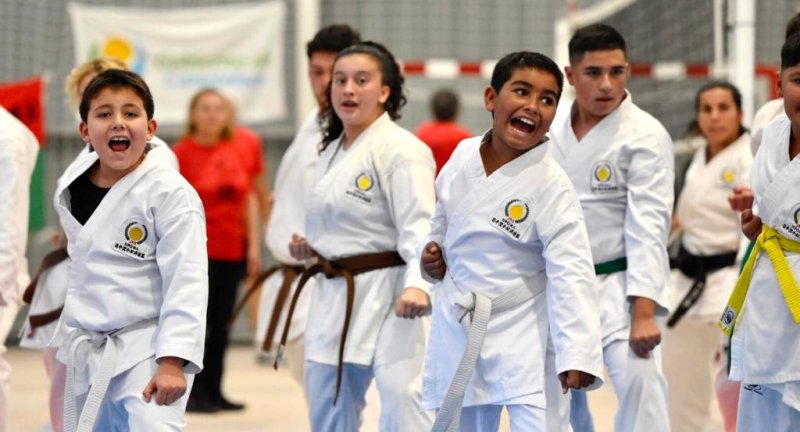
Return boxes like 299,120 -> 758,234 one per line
549,23 -> 673,432
54,70 -> 207,431
0,105 -> 39,432
420,51 -> 604,432
722,33 -> 800,431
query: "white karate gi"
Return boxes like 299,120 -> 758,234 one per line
729,115 -> 800,430
664,132 -> 752,431
750,98 -> 785,155
422,134 -> 604,431
54,148 -> 208,430
303,112 -> 435,431
550,93 -> 674,432
258,110 -> 320,358
0,106 -> 39,432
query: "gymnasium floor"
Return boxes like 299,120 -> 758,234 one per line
7,344 -> 722,431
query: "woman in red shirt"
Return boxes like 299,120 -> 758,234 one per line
173,88 -> 263,412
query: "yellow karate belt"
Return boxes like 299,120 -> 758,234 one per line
719,224 -> 800,336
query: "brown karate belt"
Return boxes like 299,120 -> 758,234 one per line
23,247 -> 69,336
274,251 -> 405,405
227,263 -> 305,353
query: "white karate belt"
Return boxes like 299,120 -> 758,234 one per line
63,318 -> 158,432
432,271 -> 547,432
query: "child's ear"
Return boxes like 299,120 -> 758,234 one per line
484,86 -> 496,112
147,119 -> 158,141
565,66 -> 575,85
79,122 -> 90,143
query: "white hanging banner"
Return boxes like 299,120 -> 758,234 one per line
68,1 -> 287,124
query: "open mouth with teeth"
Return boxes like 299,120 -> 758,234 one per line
108,136 -> 131,152
341,100 -> 358,108
510,117 -> 537,134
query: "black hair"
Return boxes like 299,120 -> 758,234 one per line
79,69 -> 154,121
695,81 -> 743,112
431,89 -> 459,121
490,51 -> 564,99
306,24 -> 362,58
782,33 -> 800,70
787,12 -> 800,40
320,41 -> 406,148
568,23 -> 627,64
695,80 -> 746,136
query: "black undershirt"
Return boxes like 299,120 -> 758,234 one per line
69,164 -> 110,225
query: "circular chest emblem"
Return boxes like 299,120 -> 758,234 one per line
125,222 -> 148,245
594,163 -> 613,182
505,199 -> 530,223
355,173 -> 374,191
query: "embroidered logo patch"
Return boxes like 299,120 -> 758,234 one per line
782,204 -> 800,240
491,198 -> 533,239
354,172 -> 374,192
345,171 -> 376,204
115,218 -> 153,259
590,161 -> 619,193
721,169 -> 735,184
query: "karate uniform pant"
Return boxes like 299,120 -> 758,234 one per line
78,357 -> 194,431
737,383 -> 800,432
570,338 -> 670,432
44,347 -> 66,432
663,315 -> 720,432
304,354 -> 431,432
453,405 -> 546,432
0,301 -> 19,432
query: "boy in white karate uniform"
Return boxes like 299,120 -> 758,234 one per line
549,24 -> 674,432
421,51 -> 604,432
54,70 -> 207,431
721,33 -> 800,431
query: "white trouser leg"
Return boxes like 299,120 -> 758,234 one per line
360,381 -> 381,432
604,338 -> 670,432
372,312 -> 433,432
544,342 -> 574,432
285,336 -> 306,388
305,360 -> 373,432
663,316 -> 719,432
737,384 -> 800,432
93,357 -> 194,431
569,391 -> 594,432
456,404 -> 503,432
0,302 -> 20,432
508,404 -> 547,432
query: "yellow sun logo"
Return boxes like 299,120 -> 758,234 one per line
103,37 -> 133,63
504,199 -> 529,223
594,163 -> 612,182
355,173 -> 374,191
722,170 -> 735,184
125,222 -> 148,244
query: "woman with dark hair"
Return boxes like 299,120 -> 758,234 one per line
281,42 -> 435,431
664,81 -> 752,432
173,88 -> 263,412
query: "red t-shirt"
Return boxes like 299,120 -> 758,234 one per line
415,121 -> 472,174
173,133 -> 263,260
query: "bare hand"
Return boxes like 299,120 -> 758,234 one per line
288,234 -> 316,260
728,185 -> 754,212
421,241 -> 446,280
142,357 -> 187,405
740,209 -> 762,242
395,287 -> 430,319
558,370 -> 597,394
629,297 -> 661,358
